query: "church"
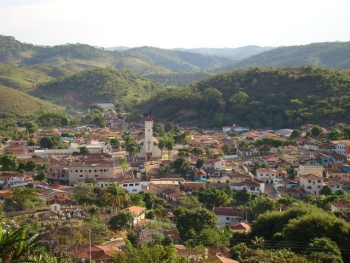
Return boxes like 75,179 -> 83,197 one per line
136,117 -> 161,161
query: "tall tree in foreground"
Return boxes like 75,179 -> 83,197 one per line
106,183 -> 127,215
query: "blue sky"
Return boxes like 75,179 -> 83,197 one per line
0,0 -> 349,49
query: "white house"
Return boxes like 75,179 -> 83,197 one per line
330,140 -> 350,160
121,206 -> 146,225
203,159 -> 226,170
303,142 -> 319,151
213,207 -> 244,227
300,174 -> 323,195
96,176 -> 142,193
231,178 -> 265,194
331,201 -> 350,212
0,172 -> 33,188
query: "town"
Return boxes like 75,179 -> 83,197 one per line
1,104 -> 350,262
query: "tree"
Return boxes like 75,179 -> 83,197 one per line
197,186 -> 232,208
241,194 -> 276,221
110,137 -> 121,150
109,211 -> 134,232
158,137 -> 167,159
0,225 -> 47,263
305,237 -> 343,263
34,171 -> 47,181
195,158 -> 205,169
176,207 -> 218,239
329,129 -> 344,140
164,122 -> 174,133
79,146 -> 89,155
319,185 -> 334,196
197,228 -> 230,247
311,125 -> 324,138
165,136 -> 175,160
229,91 -> 249,104
73,183 -> 96,204
192,147 -> 204,157
0,155 -> 19,171
144,193 -> 155,209
172,158 -> 190,175
250,236 -> 265,249
39,137 -> 54,149
25,160 -> 36,171
114,240 -> 189,263
290,129 -> 302,139
119,155 -> 129,175
106,183 -> 127,215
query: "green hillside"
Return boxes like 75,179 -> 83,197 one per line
37,67 -> 165,109
174,46 -> 274,59
0,35 -> 172,76
124,46 -> 235,72
0,85 -> 63,118
140,66 -> 350,129
221,42 -> 350,71
143,71 -> 213,86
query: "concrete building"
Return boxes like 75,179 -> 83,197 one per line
137,117 -> 161,161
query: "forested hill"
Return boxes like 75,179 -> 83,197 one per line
174,46 -> 274,59
0,85 -> 63,118
0,35 -> 172,76
140,66 -> 350,129
220,42 -> 350,71
37,67 -> 165,109
123,46 -> 235,72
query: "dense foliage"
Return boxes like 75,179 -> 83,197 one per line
141,66 -> 350,128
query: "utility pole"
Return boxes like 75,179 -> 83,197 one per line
89,229 -> 92,262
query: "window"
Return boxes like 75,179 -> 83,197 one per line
135,183 -> 140,186
50,168 -> 52,171
308,180 -> 311,183
80,170 -> 83,172
95,175 -> 98,178
132,189 -> 137,192
307,186 -> 312,189
129,184 -> 134,186
317,186 -> 321,188
75,170 -> 78,172
79,175 -> 83,177
317,180 -> 321,183
61,175 -> 64,178
226,217 -> 230,221
89,170 -> 91,172
123,184 -> 128,187
94,170 -> 97,172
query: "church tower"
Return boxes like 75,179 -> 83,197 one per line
144,117 -> 153,161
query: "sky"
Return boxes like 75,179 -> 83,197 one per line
0,0 -> 349,49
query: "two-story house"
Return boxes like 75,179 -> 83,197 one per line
300,174 -> 323,195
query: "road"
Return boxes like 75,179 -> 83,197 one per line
265,184 -> 278,199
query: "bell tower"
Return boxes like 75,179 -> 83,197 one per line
144,117 -> 153,160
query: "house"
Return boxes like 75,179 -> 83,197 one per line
72,245 -> 119,263
139,228 -> 181,246
303,142 -> 319,151
203,159 -> 226,170
300,174 -> 324,195
213,206 -> 244,226
298,164 -> 324,177
231,178 -> 265,194
181,182 -> 205,192
256,168 -> 277,184
312,153 -> 334,166
0,172 -> 33,188
116,175 -> 142,193
121,206 -> 146,225
229,172 -> 252,183
330,140 -> 350,159
162,188 -> 184,202
329,152 -> 347,163
331,201 -> 350,212
261,156 -> 280,168
149,180 -> 180,195
37,188 -> 69,205
230,222 -> 251,233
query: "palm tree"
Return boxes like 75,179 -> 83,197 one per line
119,155 -> 129,175
251,236 -> 265,249
106,183 -> 127,215
0,226 -> 46,263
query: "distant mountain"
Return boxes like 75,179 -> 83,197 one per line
174,46 -> 274,59
37,67 -> 165,109
0,35 -> 172,76
123,46 -> 235,72
0,84 -> 63,117
106,46 -> 131,51
220,42 -> 350,71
